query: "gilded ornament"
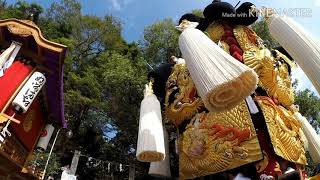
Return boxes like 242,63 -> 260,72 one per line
179,101 -> 263,179
205,23 -> 225,43
256,97 -> 307,165
164,63 -> 203,126
243,47 -> 295,108
8,24 -> 33,37
219,41 -> 230,54
23,110 -> 35,132
255,151 -> 269,173
233,25 -> 260,52
243,48 -> 272,70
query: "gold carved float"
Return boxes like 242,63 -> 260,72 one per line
179,101 -> 263,179
164,63 -> 203,126
256,97 -> 307,165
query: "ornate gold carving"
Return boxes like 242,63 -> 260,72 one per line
164,63 -> 203,126
256,97 -> 307,165
23,110 -> 35,132
179,101 -> 263,179
0,19 -> 67,53
243,48 -> 271,70
255,151 -> 269,173
220,41 -> 230,54
243,48 -> 295,108
234,25 -> 259,52
205,23 -> 225,43
8,24 -> 32,37
274,50 -> 296,68
0,114 -> 7,124
308,173 -> 320,180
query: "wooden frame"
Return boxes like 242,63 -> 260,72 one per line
0,19 -> 67,63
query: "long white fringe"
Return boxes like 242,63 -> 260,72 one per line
179,28 -> 258,112
294,112 -> 320,163
0,41 -> 21,77
149,128 -> 171,177
267,14 -> 320,94
136,93 -> 165,162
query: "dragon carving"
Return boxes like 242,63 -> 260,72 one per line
179,102 -> 263,179
164,62 -> 203,126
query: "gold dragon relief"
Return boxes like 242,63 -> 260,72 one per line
243,47 -> 295,108
256,97 -> 307,165
164,63 -> 204,126
205,23 -> 225,43
233,25 -> 260,52
234,24 -> 296,108
179,101 -> 263,179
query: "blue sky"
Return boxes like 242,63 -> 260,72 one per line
8,0 -> 320,42
6,0 -> 320,94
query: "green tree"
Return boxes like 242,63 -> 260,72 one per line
1,0 -> 148,179
295,89 -> 320,130
0,0 -> 43,22
141,18 -> 180,65
251,19 -> 279,48
191,9 -> 204,17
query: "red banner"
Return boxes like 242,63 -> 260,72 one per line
0,61 -> 33,111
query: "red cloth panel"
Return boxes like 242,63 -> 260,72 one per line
5,98 -> 45,151
0,61 -> 33,111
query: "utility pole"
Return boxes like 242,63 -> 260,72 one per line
70,150 -> 81,175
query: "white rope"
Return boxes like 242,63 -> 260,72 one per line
0,41 -> 21,77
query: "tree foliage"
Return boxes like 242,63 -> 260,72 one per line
141,18 -> 180,65
0,0 -> 43,22
1,1 -> 320,178
1,0 -> 147,179
295,89 -> 320,130
251,19 -> 279,48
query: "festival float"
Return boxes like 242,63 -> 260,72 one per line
136,1 -> 320,179
0,19 -> 67,179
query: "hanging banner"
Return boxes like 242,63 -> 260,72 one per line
36,124 -> 55,151
0,61 -> 33,111
12,71 -> 46,113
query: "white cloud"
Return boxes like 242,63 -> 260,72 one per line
110,0 -> 121,11
109,0 -> 134,11
316,0 -> 320,7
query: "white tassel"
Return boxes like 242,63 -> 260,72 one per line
267,14 -> 320,94
294,112 -> 320,163
136,84 -> 165,162
0,41 -> 21,77
178,27 -> 258,112
149,128 -> 171,177
245,96 -> 259,114
299,128 -> 309,150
